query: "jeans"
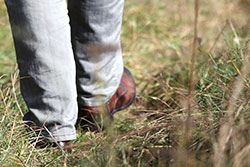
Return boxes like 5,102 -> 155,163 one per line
5,0 -> 124,142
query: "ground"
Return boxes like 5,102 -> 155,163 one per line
0,0 -> 250,166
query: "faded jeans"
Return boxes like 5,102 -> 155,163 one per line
5,0 -> 124,142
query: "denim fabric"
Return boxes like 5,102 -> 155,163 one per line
5,0 -> 124,142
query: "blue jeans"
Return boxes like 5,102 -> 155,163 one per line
5,0 -> 124,142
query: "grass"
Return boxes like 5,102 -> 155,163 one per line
0,3 -> 15,85
0,0 -> 250,166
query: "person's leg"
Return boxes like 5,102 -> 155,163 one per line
68,0 -> 125,107
5,0 -> 77,142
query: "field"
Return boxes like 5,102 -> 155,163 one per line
0,0 -> 250,166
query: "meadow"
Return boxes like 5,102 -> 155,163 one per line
0,0 -> 249,166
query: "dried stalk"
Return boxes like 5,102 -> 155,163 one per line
185,0 -> 199,148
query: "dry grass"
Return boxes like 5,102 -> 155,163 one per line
0,0 -> 250,166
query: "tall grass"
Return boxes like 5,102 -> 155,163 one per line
1,0 -> 250,166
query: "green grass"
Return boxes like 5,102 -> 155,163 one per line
0,3 -> 16,85
1,0 -> 250,166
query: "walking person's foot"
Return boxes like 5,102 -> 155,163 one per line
77,67 -> 136,131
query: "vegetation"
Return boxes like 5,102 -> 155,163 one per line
0,0 -> 249,166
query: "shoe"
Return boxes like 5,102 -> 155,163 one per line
26,124 -> 73,153
34,139 -> 73,153
77,67 -> 136,130
56,141 -> 73,153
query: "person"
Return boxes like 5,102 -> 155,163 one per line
5,0 -> 136,153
